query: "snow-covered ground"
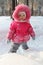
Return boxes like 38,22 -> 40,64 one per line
0,16 -> 43,65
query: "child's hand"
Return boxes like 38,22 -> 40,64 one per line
7,39 -> 11,44
32,36 -> 35,40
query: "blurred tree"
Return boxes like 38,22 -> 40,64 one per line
26,0 -> 29,5
31,0 -> 34,15
11,0 -> 17,20
12,0 -> 17,11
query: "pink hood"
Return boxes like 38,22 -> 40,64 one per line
12,4 -> 31,21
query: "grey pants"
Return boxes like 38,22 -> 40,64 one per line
9,42 -> 29,53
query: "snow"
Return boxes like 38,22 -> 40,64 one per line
0,53 -> 42,65
0,16 -> 43,65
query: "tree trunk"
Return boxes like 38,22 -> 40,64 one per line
12,0 -> 17,10
31,0 -> 34,15
26,0 -> 29,5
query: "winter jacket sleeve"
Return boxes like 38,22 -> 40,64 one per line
28,23 -> 35,38
7,21 -> 16,40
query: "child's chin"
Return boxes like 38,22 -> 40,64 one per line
19,20 -> 25,22
20,20 -> 26,22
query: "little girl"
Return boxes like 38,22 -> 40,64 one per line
7,4 -> 35,53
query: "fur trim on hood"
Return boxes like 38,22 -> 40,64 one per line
12,4 -> 31,21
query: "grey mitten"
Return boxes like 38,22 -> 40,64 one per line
32,36 -> 35,40
7,39 -> 11,44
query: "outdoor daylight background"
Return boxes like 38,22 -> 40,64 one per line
0,0 -> 43,65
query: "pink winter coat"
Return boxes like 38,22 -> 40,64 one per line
7,21 -> 35,43
7,4 -> 35,44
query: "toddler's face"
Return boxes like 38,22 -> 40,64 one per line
18,12 -> 26,21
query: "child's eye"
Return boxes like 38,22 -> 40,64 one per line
23,15 -> 25,16
19,14 -> 21,16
